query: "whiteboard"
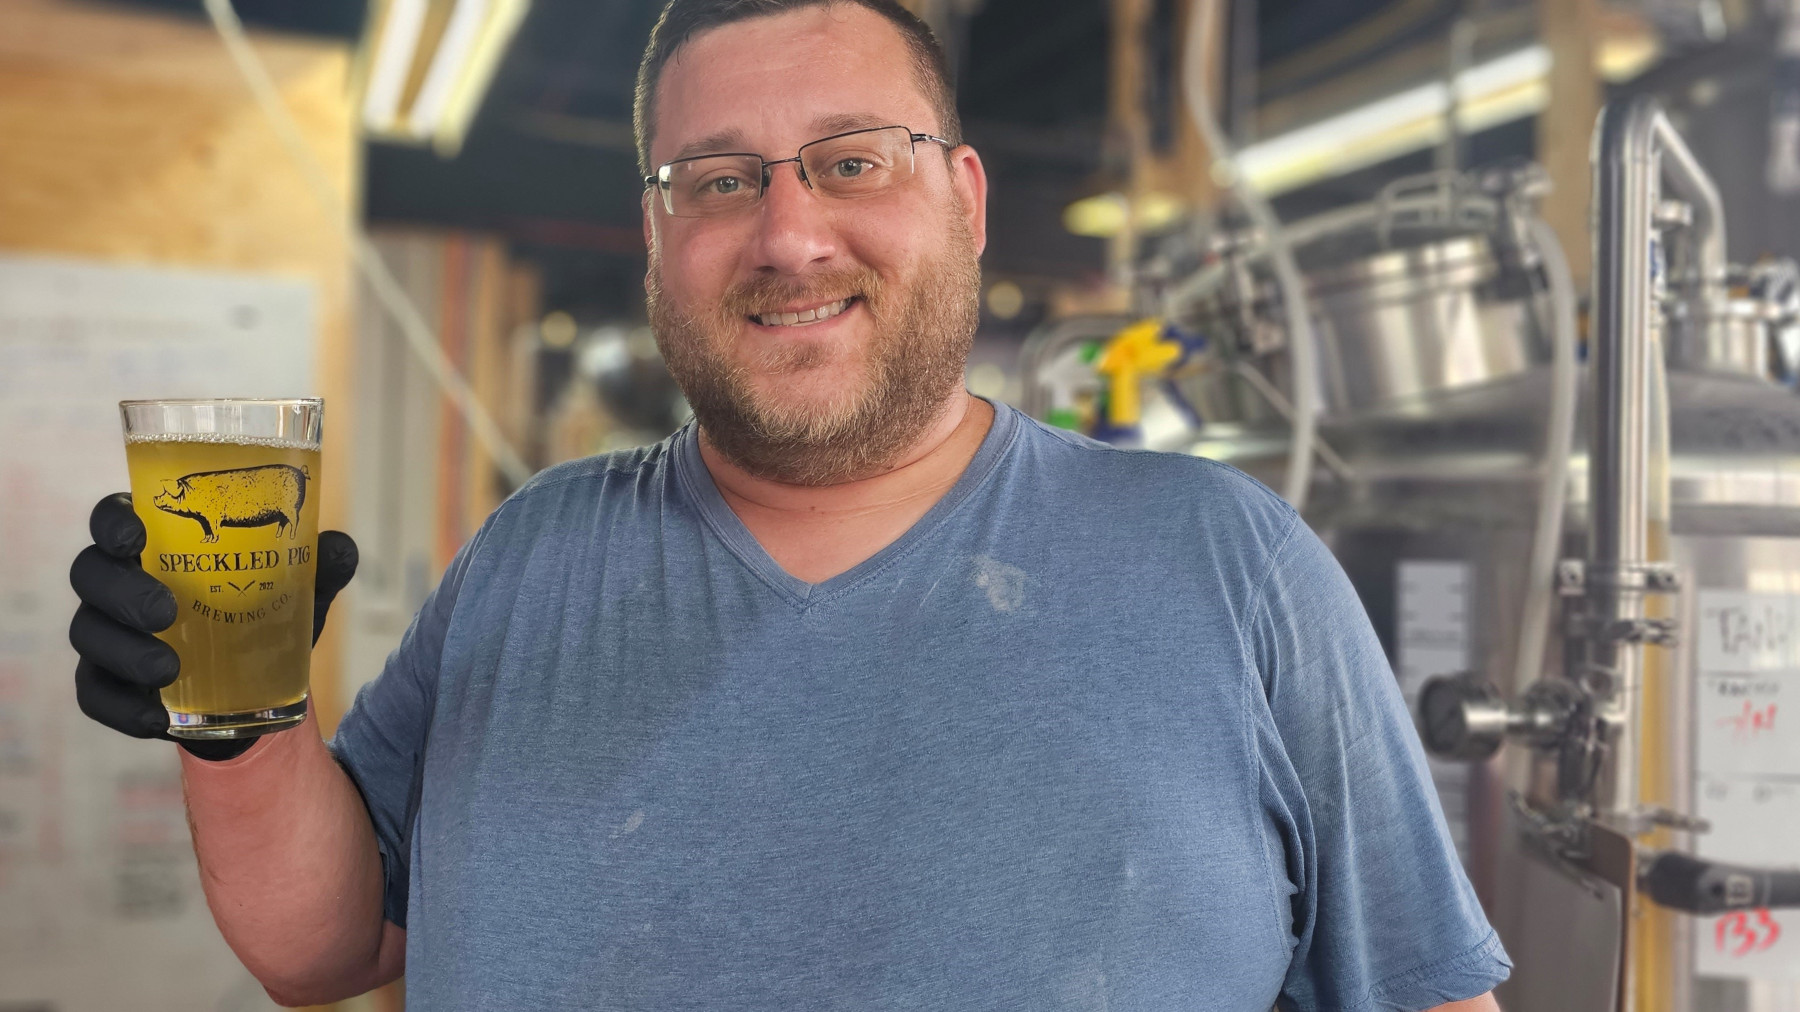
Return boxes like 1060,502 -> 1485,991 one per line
1693,590 -> 1800,981
0,254 -> 313,1010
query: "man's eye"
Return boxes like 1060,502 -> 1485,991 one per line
832,159 -> 872,178
707,176 -> 745,194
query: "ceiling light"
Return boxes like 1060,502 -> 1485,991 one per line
360,0 -> 531,156
1236,45 -> 1551,196
1062,190 -> 1189,239
1232,31 -> 1659,197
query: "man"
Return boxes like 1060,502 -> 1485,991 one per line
68,1 -> 1509,1007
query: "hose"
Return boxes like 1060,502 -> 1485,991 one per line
201,0 -> 534,489
1183,0 -> 1319,510
1513,218 -> 1580,697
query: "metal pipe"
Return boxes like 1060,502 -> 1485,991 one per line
1652,115 -> 1727,304
1587,96 -> 1715,819
1587,96 -> 1656,819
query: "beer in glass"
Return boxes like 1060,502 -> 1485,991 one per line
119,399 -> 323,738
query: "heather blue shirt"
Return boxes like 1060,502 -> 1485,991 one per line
331,401 -> 1508,1010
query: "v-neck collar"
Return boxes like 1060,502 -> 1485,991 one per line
672,399 -> 1019,609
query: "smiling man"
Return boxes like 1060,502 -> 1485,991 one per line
66,0 -> 1510,1008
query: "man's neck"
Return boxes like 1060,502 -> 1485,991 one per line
697,391 -> 995,583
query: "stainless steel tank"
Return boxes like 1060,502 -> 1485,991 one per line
1312,364 -> 1800,1011
1023,105 -> 1800,1010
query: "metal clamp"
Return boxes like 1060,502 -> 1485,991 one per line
1561,613 -> 1681,647
1556,559 -> 1681,595
1602,617 -> 1680,646
1654,198 -> 1695,230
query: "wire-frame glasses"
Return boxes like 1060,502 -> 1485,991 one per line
644,125 -> 953,218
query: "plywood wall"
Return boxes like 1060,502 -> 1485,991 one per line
0,0 -> 361,727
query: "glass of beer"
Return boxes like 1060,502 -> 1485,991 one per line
119,399 -> 323,739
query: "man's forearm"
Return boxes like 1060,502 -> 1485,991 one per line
180,706 -> 399,1003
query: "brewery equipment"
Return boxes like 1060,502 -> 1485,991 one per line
1019,96 -> 1800,1009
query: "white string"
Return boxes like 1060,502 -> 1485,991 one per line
201,0 -> 534,488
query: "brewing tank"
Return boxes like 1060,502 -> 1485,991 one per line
1300,362 -> 1800,1010
1029,157 -> 1800,1008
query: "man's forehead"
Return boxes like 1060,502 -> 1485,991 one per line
650,6 -> 936,165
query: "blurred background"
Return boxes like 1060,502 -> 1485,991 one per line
5,0 -> 1800,1008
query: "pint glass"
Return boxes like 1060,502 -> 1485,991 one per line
119,399 -> 323,738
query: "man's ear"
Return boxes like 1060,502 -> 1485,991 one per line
642,189 -> 656,296
949,145 -> 989,257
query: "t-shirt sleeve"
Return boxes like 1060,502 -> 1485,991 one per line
328,537 -> 479,930
1247,516 -> 1511,1011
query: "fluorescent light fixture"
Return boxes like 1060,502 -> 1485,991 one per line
1236,45 -> 1552,196
1063,189 -> 1188,239
360,0 -> 531,156
361,0 -> 426,131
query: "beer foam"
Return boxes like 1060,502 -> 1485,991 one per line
125,431 -> 319,451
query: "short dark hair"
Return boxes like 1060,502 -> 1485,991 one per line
633,0 -> 962,176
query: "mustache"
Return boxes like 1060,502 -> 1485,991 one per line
717,266 -> 886,320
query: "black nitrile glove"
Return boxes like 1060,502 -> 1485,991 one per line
70,493 -> 358,761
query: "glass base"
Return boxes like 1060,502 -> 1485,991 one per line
166,697 -> 307,739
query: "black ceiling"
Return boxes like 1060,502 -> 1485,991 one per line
105,0 -> 1494,314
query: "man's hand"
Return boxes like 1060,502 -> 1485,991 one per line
69,492 -> 357,759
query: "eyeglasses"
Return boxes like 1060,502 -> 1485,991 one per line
644,125 -> 954,218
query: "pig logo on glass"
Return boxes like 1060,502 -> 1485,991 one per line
153,464 -> 309,543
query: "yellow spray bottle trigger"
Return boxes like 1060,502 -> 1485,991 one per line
1095,319 -> 1183,428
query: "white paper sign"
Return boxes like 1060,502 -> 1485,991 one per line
0,254 -> 313,1010
1694,591 -> 1800,980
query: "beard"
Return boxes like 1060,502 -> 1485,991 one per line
647,205 -> 982,486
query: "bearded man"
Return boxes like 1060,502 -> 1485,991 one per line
68,1 -> 1509,1008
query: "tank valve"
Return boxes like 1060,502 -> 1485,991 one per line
1418,674 -> 1580,761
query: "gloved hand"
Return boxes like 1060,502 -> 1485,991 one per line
70,493 -> 358,761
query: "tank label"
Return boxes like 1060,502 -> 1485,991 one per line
1695,590 -> 1800,980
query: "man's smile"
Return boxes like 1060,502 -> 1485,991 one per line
748,295 -> 863,329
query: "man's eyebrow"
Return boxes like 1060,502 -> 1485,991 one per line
670,128 -> 753,162
666,116 -> 900,163
810,113 -> 897,136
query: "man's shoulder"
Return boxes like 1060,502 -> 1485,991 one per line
1005,408 -> 1298,540
519,440 -> 673,494
481,435 -> 684,535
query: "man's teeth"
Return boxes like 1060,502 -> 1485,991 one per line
757,298 -> 852,327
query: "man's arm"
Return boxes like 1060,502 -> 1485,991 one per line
181,708 -> 404,1006
1249,514 -> 1512,1005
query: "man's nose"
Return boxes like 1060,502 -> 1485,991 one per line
749,160 -> 838,275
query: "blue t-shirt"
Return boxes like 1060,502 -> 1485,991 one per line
330,402 -> 1508,1010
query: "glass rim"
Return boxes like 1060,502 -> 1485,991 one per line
118,397 -> 323,408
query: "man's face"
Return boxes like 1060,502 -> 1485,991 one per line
643,5 -> 988,485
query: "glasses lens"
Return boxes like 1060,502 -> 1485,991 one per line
801,127 -> 914,199
664,155 -> 762,217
